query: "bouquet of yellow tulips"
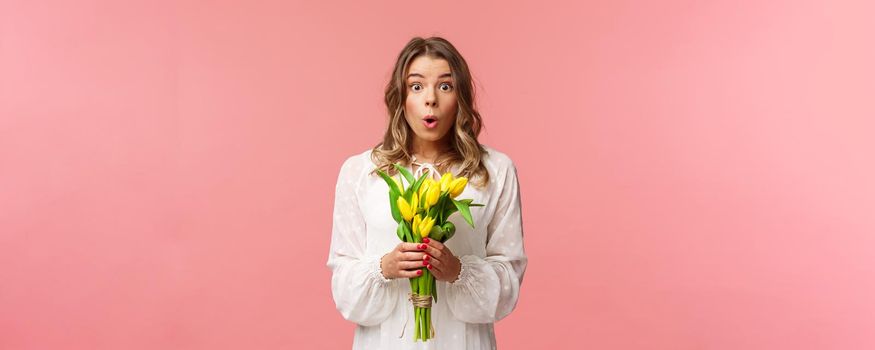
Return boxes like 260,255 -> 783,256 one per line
376,163 -> 483,342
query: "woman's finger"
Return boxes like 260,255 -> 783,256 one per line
400,251 -> 427,261
423,239 -> 454,259
425,262 -> 444,276
400,260 -> 430,270
398,242 -> 428,253
401,268 -> 424,278
423,238 -> 444,250
422,244 -> 443,259
426,256 -> 442,268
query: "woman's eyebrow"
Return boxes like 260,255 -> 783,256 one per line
407,73 -> 453,79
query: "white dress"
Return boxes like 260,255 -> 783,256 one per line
327,144 -> 528,350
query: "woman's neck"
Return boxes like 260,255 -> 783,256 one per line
411,139 -> 450,164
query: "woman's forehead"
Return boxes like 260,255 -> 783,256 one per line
407,56 -> 452,79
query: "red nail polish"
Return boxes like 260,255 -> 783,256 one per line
420,244 -> 427,250
423,238 -> 430,243
423,260 -> 428,266
427,264 -> 432,269
416,270 -> 422,275
424,255 -> 430,261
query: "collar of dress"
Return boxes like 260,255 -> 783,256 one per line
411,155 -> 440,181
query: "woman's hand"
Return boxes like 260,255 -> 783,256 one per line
380,243 -> 429,279
421,238 -> 462,283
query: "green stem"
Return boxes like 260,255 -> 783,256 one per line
410,276 -> 418,341
415,307 -> 420,341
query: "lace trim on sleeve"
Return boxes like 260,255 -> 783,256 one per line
448,255 -> 476,286
369,254 -> 392,284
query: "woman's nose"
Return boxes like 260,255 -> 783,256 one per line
424,88 -> 437,107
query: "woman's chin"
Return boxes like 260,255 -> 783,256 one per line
414,131 -> 445,141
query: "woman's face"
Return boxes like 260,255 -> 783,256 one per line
403,55 -> 458,147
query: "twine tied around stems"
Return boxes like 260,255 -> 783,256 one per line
399,292 -> 435,339
408,292 -> 433,308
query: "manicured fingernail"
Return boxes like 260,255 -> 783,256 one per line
423,238 -> 430,243
427,264 -> 432,269
416,270 -> 422,275
423,260 -> 428,266
419,244 -> 427,249
424,255 -> 430,261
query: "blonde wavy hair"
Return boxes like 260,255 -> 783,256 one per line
369,36 -> 490,189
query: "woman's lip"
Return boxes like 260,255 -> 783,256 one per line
423,118 -> 438,129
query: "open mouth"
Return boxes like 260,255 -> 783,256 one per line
423,116 -> 438,129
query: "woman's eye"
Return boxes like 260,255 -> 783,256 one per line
440,83 -> 453,91
410,83 -> 422,92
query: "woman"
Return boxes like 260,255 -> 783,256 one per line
327,36 -> 527,349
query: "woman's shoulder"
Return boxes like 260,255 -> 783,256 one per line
480,144 -> 516,171
337,148 -> 374,178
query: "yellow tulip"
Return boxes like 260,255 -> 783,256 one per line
393,176 -> 404,192
449,177 -> 468,198
410,193 -> 419,215
419,182 -> 432,211
419,178 -> 441,198
440,172 -> 454,193
397,197 -> 414,222
418,216 -> 436,238
425,184 -> 440,207
418,179 -> 429,199
412,214 -> 422,236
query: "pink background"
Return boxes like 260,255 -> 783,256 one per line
2,0 -> 874,349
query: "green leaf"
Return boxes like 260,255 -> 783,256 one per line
376,169 -> 401,195
400,222 -> 414,242
443,199 -> 459,216
452,199 -> 475,228
396,223 -> 405,241
405,171 -> 428,199
392,163 -> 416,185
438,197 -> 457,223
459,198 -> 484,207
427,205 -> 439,219
389,191 -> 402,223
396,174 -> 406,192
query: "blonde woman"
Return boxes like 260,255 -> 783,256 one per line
328,36 -> 527,349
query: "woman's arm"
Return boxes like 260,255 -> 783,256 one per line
444,160 -> 528,323
327,155 -> 400,326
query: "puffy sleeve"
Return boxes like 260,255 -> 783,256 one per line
326,155 -> 400,326
445,160 -> 528,323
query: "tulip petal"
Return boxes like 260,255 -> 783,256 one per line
440,173 -> 453,193
398,197 -> 414,222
